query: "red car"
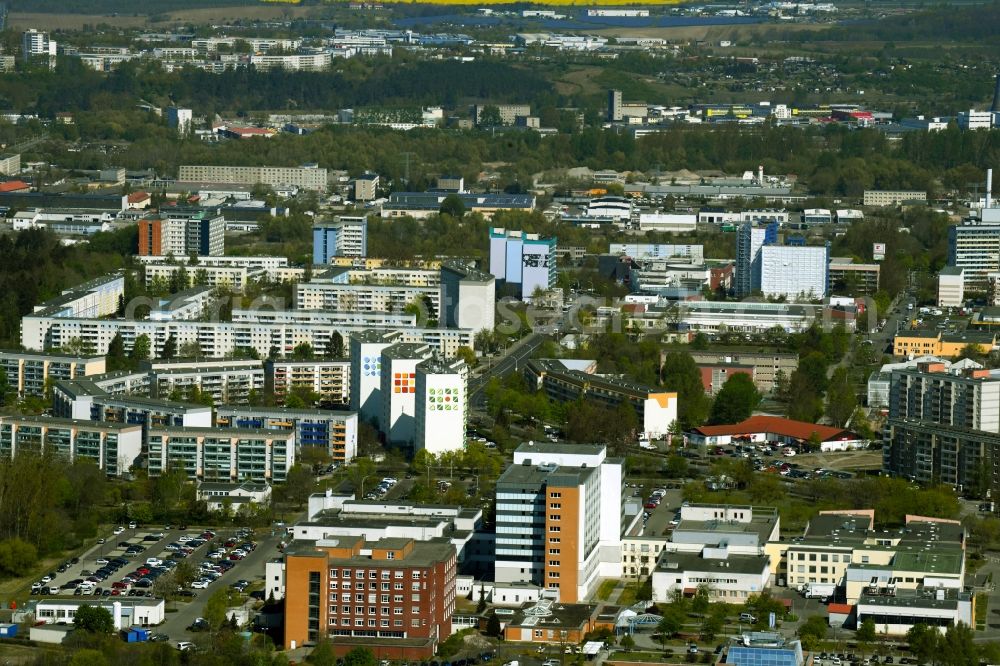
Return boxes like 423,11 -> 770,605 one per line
644,502 -> 658,510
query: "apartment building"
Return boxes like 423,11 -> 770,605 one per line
283,536 -> 456,657
52,379 -> 213,437
414,357 -> 467,455
947,218 -> 1000,291
866,355 -> 960,409
887,361 -> 1000,433
267,359 -> 351,405
938,266 -> 965,308
147,359 -> 265,404
609,243 -> 705,262
178,165 -> 328,191
0,416 -> 142,476
136,255 -> 290,271
350,330 -> 402,429
295,275 -> 441,315
0,350 -> 105,397
250,53 -> 332,71
313,217 -> 368,263
525,359 -> 677,438
474,104 -> 531,126
380,344 -> 432,447
734,222 -> 778,297
215,406 -> 358,464
22,29 -> 56,67
353,173 -> 379,202
494,443 -> 625,603
440,262 -> 495,336
142,263 -> 251,291
166,107 -> 192,136
685,349 -> 798,395
863,190 -> 928,207
146,426 -> 294,483
137,212 -> 224,257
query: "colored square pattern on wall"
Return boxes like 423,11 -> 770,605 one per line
394,372 -> 415,394
427,387 -> 461,411
362,355 -> 381,377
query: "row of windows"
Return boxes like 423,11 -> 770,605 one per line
334,594 -> 413,603
330,582 -> 410,591
330,606 -> 419,615
328,618 -> 421,628
330,569 -> 422,580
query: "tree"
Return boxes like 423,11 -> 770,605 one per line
309,639 -> 337,666
130,334 -> 151,363
825,367 -> 857,427
347,457 -> 377,497
657,608 -> 684,640
73,605 -> 114,634
906,624 -> 939,665
856,618 -> 876,656
283,465 -> 314,508
939,622 -> 978,666
204,587 -> 230,629
700,613 -> 723,642
326,332 -> 344,359
486,612 -> 502,637
478,105 -> 503,127
178,340 -> 202,359
660,351 -> 711,428
798,615 -> 828,652
455,345 -> 477,368
106,332 -> 126,371
708,373 -> 760,424
620,635 -> 635,653
665,455 -> 689,479
439,194 -> 466,219
161,334 -> 177,360
292,342 -> 314,360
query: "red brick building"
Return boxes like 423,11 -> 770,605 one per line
284,536 -> 456,658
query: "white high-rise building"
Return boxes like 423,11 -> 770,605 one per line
167,107 -> 193,136
22,29 -> 56,67
414,357 -> 468,455
349,330 -> 402,430
759,244 -> 829,300
379,343 -> 432,447
494,442 -> 627,603
948,213 -> 1000,292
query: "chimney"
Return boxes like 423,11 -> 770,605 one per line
992,73 -> 1000,113
758,165 -> 764,185
988,169 -> 993,210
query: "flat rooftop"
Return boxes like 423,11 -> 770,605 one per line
657,551 -> 769,575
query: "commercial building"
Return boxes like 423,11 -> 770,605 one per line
381,343 -> 432,447
938,266 -> 965,308
353,173 -> 379,201
178,165 -> 328,191
474,104 -> 531,126
735,222 -> 778,297
688,415 -> 864,451
525,358 -> 677,438
947,217 -> 1000,291
414,357 -> 467,455
863,190 -> 928,207
494,443 -> 626,603
0,416 -> 142,476
267,359 -> 351,406
759,244 -> 829,300
0,350 -> 105,398
489,228 -> 557,300
828,257 -> 880,295
892,331 -> 995,358
381,192 -> 535,220
282,536 -> 456,656
677,301 -> 835,335
197,480 -> 272,511
685,350 -> 798,395
609,243 -> 705,262
313,217 -> 368,263
856,587 -> 973,636
29,598 -> 164,630
137,212 -> 224,257
215,406 -> 358,464
651,550 -> 771,604
146,426 -> 294,483
502,599 -> 611,644
22,29 -> 56,67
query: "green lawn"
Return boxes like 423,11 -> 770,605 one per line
596,579 -> 617,602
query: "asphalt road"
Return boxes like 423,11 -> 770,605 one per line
469,332 -> 547,408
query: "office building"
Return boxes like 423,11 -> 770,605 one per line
759,244 -> 829,300
414,357 -> 467,455
166,107 -> 192,136
350,330 -> 403,430
828,257 -> 880,295
609,243 -> 705,262
892,330 -> 996,358
734,222 -> 778,297
525,359 -> 677,438
863,190 -> 928,207
146,426 -> 294,483
0,415 -> 142,476
938,266 -> 965,308
0,350 -> 105,398
137,212 -> 224,257
313,217 -> 368,263
686,350 -> 798,395
27,598 -> 165,631
440,262 -> 495,336
282,536 -> 456,656
267,359 -> 351,406
489,228 -> 557,300
651,550 -> 771,604
608,89 -> 622,121
22,29 -> 56,67
380,344 -> 432,447
494,442 -> 625,603
957,110 -> 994,131
215,406 -> 358,464
178,165 -> 328,191
353,172 -> 379,201
947,218 -> 1000,291
0,153 -> 21,176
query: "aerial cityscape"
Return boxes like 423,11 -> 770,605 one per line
0,0 -> 995,664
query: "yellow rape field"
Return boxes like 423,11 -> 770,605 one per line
314,0 -> 684,5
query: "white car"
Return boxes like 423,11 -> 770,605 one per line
177,641 -> 194,651
146,558 -> 163,567
113,527 -> 125,535
190,580 -> 210,589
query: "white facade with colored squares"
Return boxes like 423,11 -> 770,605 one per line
380,343 -> 432,446
415,358 -> 468,455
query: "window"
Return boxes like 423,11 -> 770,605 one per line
394,571 -> 404,579
549,526 -> 561,533
381,620 -> 390,627
342,606 -> 350,613
394,608 -> 403,615
411,607 -> 419,614
550,514 -> 561,521
342,569 -> 351,578
341,594 -> 350,602
381,595 -> 389,603
394,595 -> 403,603
382,607 -> 389,615
355,619 -> 364,626
369,571 -> 377,579
368,607 -> 376,615
381,583 -> 390,591
548,572 -> 560,579
549,538 -> 560,544
355,594 -> 364,602
330,569 -> 339,578
381,571 -> 390,580
548,560 -> 559,566
330,582 -> 339,590
356,570 -> 365,579
387,552 -> 395,560
412,619 -> 421,628
548,549 -> 560,555
550,492 -> 561,498
355,582 -> 364,591
368,619 -> 377,627
412,572 -> 420,579
394,583 -> 403,590
411,582 -> 421,591
549,503 -> 561,509
394,620 -> 403,627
